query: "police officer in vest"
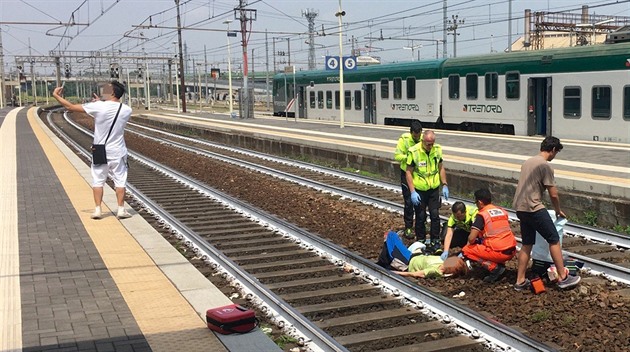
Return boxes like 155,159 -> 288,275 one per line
461,189 -> 517,283
405,130 -> 449,252
394,120 -> 422,239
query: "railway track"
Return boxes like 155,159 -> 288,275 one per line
126,120 -> 630,284
43,110 -> 558,351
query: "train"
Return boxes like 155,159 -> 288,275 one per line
272,41 -> 630,143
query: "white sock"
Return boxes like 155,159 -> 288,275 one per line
94,206 -> 101,213
118,206 -> 125,213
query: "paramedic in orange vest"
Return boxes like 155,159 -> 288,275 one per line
461,189 -> 516,283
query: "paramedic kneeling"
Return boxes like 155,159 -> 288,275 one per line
461,189 -> 516,283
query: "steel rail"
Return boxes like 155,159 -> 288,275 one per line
128,123 -> 630,249
63,113 -> 630,285
53,111 -> 556,352
48,110 -> 347,352
125,173 -> 348,352
130,120 -> 630,252
128,150 -> 555,352
128,122 -> 399,192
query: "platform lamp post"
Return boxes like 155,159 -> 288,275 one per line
336,0 -> 346,128
173,42 -> 181,113
224,19 -> 235,118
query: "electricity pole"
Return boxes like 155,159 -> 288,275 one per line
447,15 -> 464,57
443,0 -> 448,58
175,0 -> 187,112
236,0 -> 257,119
303,9 -> 319,70
265,29 -> 270,110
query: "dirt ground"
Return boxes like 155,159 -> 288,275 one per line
71,113 -> 630,351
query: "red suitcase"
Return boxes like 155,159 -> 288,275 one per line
206,304 -> 258,334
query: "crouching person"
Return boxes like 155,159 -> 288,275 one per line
440,201 -> 478,260
461,189 -> 517,283
377,230 -> 469,278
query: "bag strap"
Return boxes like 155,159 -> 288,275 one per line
102,103 -> 123,145
219,317 -> 259,334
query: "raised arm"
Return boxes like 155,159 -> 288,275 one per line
52,87 -> 86,113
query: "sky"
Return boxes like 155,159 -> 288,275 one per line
2,0 -> 630,77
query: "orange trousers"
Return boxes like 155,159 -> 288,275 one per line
462,243 -> 515,272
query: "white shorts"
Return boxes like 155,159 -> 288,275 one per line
91,156 -> 128,188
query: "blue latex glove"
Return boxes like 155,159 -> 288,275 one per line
440,251 -> 448,261
410,191 -> 421,206
442,185 -> 449,200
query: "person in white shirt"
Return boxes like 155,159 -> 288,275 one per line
52,81 -> 133,220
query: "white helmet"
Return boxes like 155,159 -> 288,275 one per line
408,241 -> 426,254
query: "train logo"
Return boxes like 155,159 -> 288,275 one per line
391,104 -> 420,111
463,104 -> 503,113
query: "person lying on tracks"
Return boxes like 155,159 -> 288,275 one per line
460,189 -> 517,283
376,230 -> 469,278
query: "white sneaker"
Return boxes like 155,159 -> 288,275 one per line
117,209 -> 132,219
91,209 -> 102,219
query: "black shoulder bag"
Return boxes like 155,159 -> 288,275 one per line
91,103 -> 123,165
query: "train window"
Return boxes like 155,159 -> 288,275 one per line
335,91 -> 340,110
624,86 -> 630,120
448,75 -> 460,99
345,90 -> 351,110
354,91 -> 362,110
318,91 -> 324,109
393,78 -> 402,100
381,79 -> 389,99
309,91 -> 316,109
466,74 -> 478,100
563,87 -> 581,118
407,77 -> 416,100
326,91 -> 332,109
505,72 -> 520,99
485,72 -> 498,99
592,86 -> 611,119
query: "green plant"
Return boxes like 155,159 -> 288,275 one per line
582,210 -> 598,227
341,167 -> 383,179
497,200 -> 512,209
531,310 -> 551,322
180,129 -> 197,137
274,334 -> 298,349
174,242 -> 187,255
561,315 -> 576,326
613,224 -> 630,235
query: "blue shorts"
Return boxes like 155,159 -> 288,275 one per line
516,209 -> 560,246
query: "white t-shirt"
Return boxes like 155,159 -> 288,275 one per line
83,100 -> 132,160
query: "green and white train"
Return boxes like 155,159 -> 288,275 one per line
273,42 -> 630,143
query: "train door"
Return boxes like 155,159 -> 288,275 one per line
363,84 -> 377,124
527,77 -> 552,136
298,86 -> 306,118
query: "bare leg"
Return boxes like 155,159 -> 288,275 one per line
115,187 -> 126,208
516,244 -> 532,284
549,242 -> 568,280
93,187 -> 104,207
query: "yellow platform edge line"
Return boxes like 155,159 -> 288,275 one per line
26,109 -> 210,348
0,108 -> 23,352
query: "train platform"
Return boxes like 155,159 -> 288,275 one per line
137,109 -> 630,201
0,106 -> 279,352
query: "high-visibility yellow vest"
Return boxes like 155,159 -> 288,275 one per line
406,143 -> 443,191
394,132 -> 421,171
